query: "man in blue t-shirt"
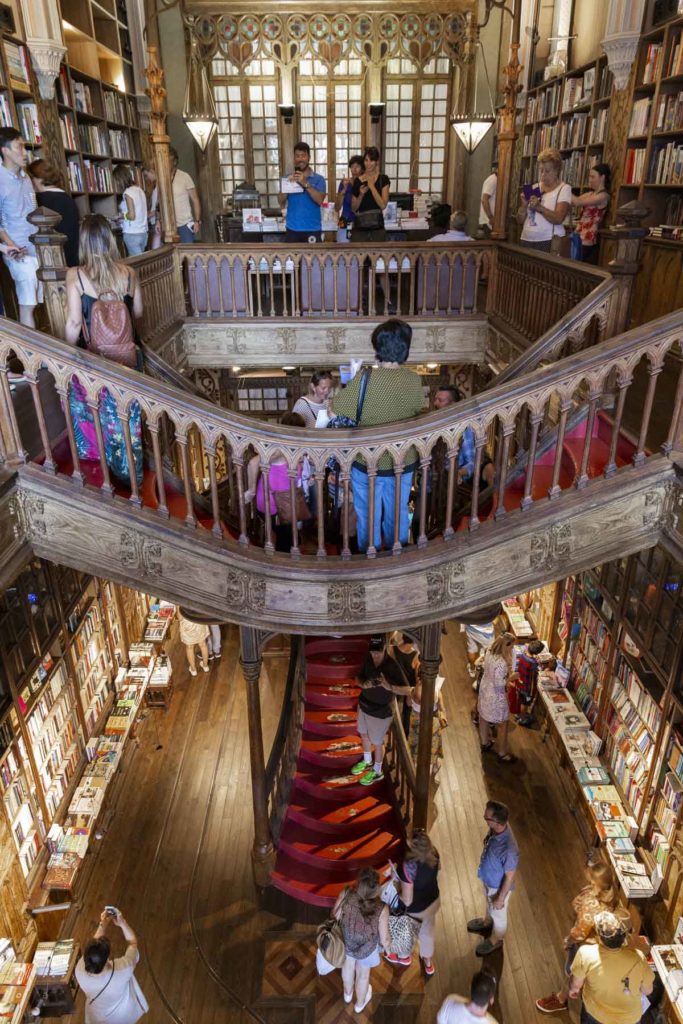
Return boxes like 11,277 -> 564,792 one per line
467,800 -> 519,957
278,141 -> 326,241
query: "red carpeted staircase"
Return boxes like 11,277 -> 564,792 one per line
271,637 -> 405,908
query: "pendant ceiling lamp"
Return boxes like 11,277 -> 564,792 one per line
450,37 -> 496,154
183,33 -> 218,151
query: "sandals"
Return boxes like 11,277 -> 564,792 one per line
497,752 -> 517,763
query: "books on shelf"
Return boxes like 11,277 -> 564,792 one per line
59,113 -> 77,151
624,148 -> 646,185
67,158 -> 83,193
0,95 -> 11,129
655,90 -> 683,133
643,42 -> 663,85
78,123 -> 108,156
72,80 -> 94,115
103,89 -> 128,124
589,108 -> 609,145
560,112 -> 589,149
109,129 -> 131,160
561,77 -> 585,112
82,160 -> 113,194
629,97 -> 652,136
42,850 -> 80,891
3,41 -> 31,90
652,945 -> 683,1006
648,141 -> 683,185
33,939 -> 75,978
56,66 -> 71,107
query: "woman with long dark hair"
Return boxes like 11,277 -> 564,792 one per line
386,830 -> 440,975
351,146 -> 390,242
571,163 -> 611,263
333,867 -> 391,1013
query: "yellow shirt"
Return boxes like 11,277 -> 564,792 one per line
571,944 -> 653,1024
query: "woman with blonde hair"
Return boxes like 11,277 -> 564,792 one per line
478,632 -> 518,763
64,214 -> 144,487
386,830 -> 440,975
333,867 -> 390,1014
536,860 -> 620,1014
517,147 -> 572,252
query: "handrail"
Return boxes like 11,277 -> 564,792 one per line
1,308 -> 681,562
265,636 -> 306,842
487,244 -> 620,384
385,700 -> 416,827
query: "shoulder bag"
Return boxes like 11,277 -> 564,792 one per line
388,910 -> 421,959
548,185 -> 571,258
88,964 -> 115,1006
274,485 -> 311,525
316,890 -> 348,969
325,367 -> 372,503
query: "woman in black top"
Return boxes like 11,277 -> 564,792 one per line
29,159 -> 80,267
387,830 -> 440,975
351,147 -> 390,241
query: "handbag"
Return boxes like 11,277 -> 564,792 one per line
274,485 -> 311,524
316,892 -> 347,969
326,368 -> 371,431
354,209 -> 384,232
388,912 -> 421,959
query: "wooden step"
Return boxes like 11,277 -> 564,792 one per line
303,709 -> 358,737
278,822 -> 401,873
286,795 -> 395,835
298,736 -> 363,768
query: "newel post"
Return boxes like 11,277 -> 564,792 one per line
145,46 -> 178,245
28,205 -> 68,339
604,199 -> 649,336
413,621 -> 443,831
239,625 -> 276,887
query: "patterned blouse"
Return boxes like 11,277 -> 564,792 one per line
339,891 -> 384,959
577,200 -> 607,247
568,885 -> 616,943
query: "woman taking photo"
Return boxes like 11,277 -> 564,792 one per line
570,163 -> 610,263
351,147 -> 390,242
292,370 -> 333,427
536,860 -> 619,1014
518,148 -> 572,252
386,830 -> 441,975
478,632 -> 518,764
333,867 -> 390,1014
64,214 -> 144,488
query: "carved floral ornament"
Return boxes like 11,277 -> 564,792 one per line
191,10 -> 471,72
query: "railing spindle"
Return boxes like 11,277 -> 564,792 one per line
88,394 -> 114,497
341,471 -> 351,561
207,448 -> 222,537
234,457 -> 249,546
366,470 -> 377,558
548,399 -> 572,499
0,367 -> 26,463
262,464 -> 274,554
634,361 -> 663,466
267,258 -> 275,317
417,456 -> 430,549
121,411 -> 141,508
148,422 -> 169,517
576,388 -> 602,489
468,441 -> 484,531
288,471 -> 300,559
26,372 -> 56,474
392,459 -> 404,555
177,435 -> 197,527
494,425 -> 513,520
316,472 -> 326,559
521,413 -> 542,510
663,357 -> 683,455
57,382 -> 83,486
443,450 -> 457,539
604,376 -> 630,478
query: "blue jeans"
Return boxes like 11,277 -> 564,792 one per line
178,223 -> 198,243
123,232 -> 147,256
351,465 -> 413,553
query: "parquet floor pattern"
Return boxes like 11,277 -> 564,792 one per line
65,623 -> 589,1023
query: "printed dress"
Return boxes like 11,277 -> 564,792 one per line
477,652 -> 510,725
68,290 -> 143,488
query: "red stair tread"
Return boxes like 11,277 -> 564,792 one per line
305,638 -> 370,657
286,796 -> 394,834
270,867 -> 348,908
303,710 -> 358,737
279,826 -> 401,870
293,769 -> 391,802
274,848 -> 391,888
305,653 -> 365,679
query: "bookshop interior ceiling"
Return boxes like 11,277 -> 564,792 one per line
186,10 -> 473,71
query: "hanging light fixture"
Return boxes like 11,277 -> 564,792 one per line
450,36 -> 496,154
183,33 -> 218,151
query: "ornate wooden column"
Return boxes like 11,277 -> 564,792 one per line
604,200 -> 649,335
413,621 -> 443,831
492,4 -> 522,240
145,46 -> 178,244
239,624 -> 276,887
28,206 -> 68,339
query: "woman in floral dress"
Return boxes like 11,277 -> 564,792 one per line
477,632 -> 518,763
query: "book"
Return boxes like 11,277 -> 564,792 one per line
591,801 -> 624,821
577,766 -> 611,785
596,819 -> 629,840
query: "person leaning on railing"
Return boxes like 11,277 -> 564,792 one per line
243,411 -> 308,552
517,148 -> 572,254
328,319 -> 423,554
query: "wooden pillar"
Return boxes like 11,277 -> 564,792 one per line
239,625 -> 276,887
492,6 -> 522,240
603,199 -> 650,336
145,46 -> 178,244
413,621 -> 443,831
279,66 -> 296,170
28,205 -> 68,339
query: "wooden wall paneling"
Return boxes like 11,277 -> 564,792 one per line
631,240 -> 683,326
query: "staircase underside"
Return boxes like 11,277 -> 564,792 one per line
2,456 -> 679,631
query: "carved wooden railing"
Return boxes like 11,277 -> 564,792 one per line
1,310 -> 681,564
178,242 -> 493,320
487,244 -> 621,381
265,636 -> 306,842
385,700 -> 416,827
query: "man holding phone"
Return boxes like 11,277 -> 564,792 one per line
278,141 -> 326,242
0,127 -> 42,327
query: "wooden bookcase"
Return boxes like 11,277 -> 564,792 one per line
0,565 -> 127,887
519,56 -> 614,195
618,15 -> 683,232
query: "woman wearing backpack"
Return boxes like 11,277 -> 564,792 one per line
64,214 -> 144,487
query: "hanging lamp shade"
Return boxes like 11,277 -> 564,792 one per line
450,114 -> 495,153
183,36 -> 218,151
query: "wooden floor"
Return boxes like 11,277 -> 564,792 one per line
64,624 -> 590,1024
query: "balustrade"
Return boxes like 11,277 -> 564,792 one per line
1,308 -> 681,567
265,638 -> 306,842
385,701 -> 416,826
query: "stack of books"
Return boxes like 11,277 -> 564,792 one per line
606,845 -> 656,899
652,945 -> 683,1007
34,939 -> 75,977
0,962 -> 35,1023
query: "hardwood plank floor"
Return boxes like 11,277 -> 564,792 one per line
65,622 -> 589,1023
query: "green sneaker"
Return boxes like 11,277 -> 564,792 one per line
359,768 -> 384,786
351,759 -> 371,776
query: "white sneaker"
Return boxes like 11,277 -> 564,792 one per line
200,662 -> 210,673
355,985 -> 372,1013
343,990 -> 353,1004
188,666 -> 197,676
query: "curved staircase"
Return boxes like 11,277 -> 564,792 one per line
272,637 -> 405,908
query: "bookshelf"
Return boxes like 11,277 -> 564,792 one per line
0,712 -> 44,882
618,15 -> 683,235
519,56 -> 614,198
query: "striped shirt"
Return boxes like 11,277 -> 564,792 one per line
0,165 -> 37,252
331,366 -> 424,472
